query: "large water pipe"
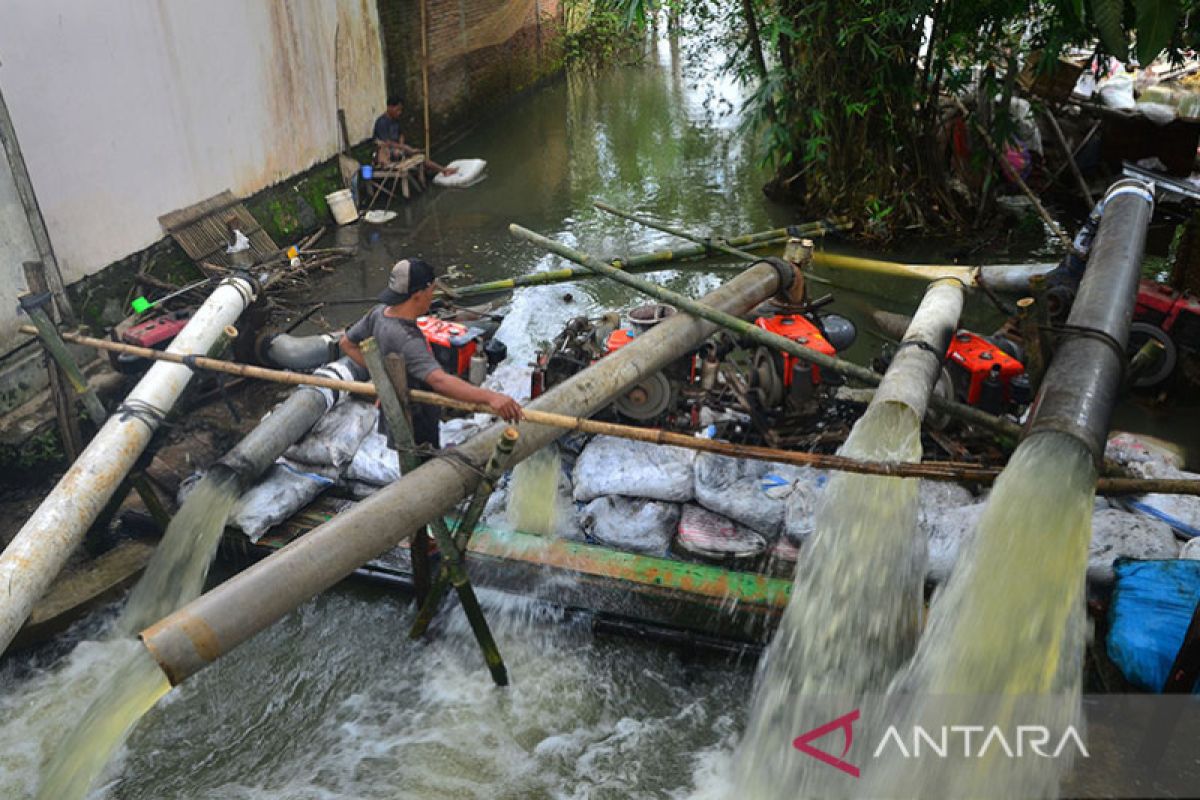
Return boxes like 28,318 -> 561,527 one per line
0,276 -> 258,656
215,358 -> 359,487
873,278 -> 964,417
1025,179 -> 1155,456
257,332 -> 341,371
140,260 -> 792,684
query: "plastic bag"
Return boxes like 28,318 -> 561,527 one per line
572,436 -> 696,503
1088,508 -> 1179,585
284,399 -> 378,471
580,496 -> 680,555
924,502 -> 986,582
1098,74 -> 1136,110
782,469 -> 828,544
1106,559 -> 1200,692
345,430 -> 401,486
694,452 -> 807,538
232,459 -> 336,541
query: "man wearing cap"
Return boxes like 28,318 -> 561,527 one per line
339,258 -> 523,448
373,96 -> 457,176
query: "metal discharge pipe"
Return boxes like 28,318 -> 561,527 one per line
1026,179 -> 1155,461
0,276 -> 258,656
874,278 -> 965,418
259,332 -> 341,371
216,358 -> 358,486
141,261 -> 788,684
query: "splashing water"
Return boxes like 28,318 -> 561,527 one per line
507,446 -> 563,536
32,469 -> 243,799
731,401 -> 925,797
863,432 -> 1095,798
34,644 -> 171,800
118,468 -> 242,633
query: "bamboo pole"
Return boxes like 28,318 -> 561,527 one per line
419,0 -> 432,160
1016,296 -> 1045,390
410,428 -> 519,639
1042,108 -> 1094,207
953,96 -> 1075,253
440,220 -> 843,300
36,327 -> 1200,496
507,224 -> 1024,439
595,201 -> 762,261
362,338 -> 509,686
20,298 -> 107,425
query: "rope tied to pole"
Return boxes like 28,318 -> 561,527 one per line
1040,322 -> 1130,382
114,399 -> 170,431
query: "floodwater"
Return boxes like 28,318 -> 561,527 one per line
0,19 -> 1186,800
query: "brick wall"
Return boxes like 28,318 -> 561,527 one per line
377,0 -> 564,147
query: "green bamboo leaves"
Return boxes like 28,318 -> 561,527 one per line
1134,0 -> 1181,65
1091,0 -> 1182,64
1092,0 -> 1128,57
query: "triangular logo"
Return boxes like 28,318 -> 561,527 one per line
792,709 -> 861,778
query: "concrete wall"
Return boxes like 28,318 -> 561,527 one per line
378,0 -> 563,145
0,0 -> 385,351
0,147 -> 38,346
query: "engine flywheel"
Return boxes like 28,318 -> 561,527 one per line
613,371 -> 673,420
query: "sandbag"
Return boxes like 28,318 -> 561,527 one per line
345,430 -> 401,486
1088,509 -> 1180,585
674,503 -> 767,563
572,436 -> 695,503
284,399 -> 378,471
433,158 -> 487,188
580,496 -> 679,555
694,452 -> 806,538
924,502 -> 986,582
1106,559 -> 1200,692
233,460 -> 336,541
1182,538 -> 1200,560
918,480 -> 975,528
782,469 -> 828,544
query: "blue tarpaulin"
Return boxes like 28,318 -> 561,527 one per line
1107,559 -> 1200,693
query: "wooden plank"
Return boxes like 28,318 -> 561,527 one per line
158,190 -> 278,267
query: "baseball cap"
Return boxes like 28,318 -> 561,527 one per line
378,258 -> 436,304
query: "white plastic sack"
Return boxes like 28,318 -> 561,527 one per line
918,479 -> 976,529
232,459 -> 336,541
1098,74 -> 1135,110
580,496 -> 680,555
433,158 -> 487,188
925,502 -> 987,582
345,430 -> 401,486
1181,538 -> 1200,560
572,436 -> 696,503
1088,508 -> 1179,585
694,452 -> 807,538
782,469 -> 828,544
284,399 -> 378,471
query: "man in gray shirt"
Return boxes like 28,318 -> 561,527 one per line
340,258 -> 522,447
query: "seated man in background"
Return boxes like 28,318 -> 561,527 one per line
373,96 -> 457,176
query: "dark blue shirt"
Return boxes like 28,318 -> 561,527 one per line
373,114 -> 402,143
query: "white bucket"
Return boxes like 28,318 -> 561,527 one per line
326,189 -> 358,226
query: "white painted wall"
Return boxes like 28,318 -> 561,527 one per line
0,151 -> 37,349
0,0 -> 384,351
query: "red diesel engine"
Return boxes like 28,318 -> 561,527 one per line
416,316 -> 486,382
1130,279 -> 1200,387
753,314 -> 837,386
944,330 -> 1028,413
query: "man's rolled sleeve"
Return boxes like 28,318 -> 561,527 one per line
402,337 -> 441,382
346,312 -> 373,344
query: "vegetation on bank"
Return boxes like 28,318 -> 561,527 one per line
591,0 -> 1198,235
